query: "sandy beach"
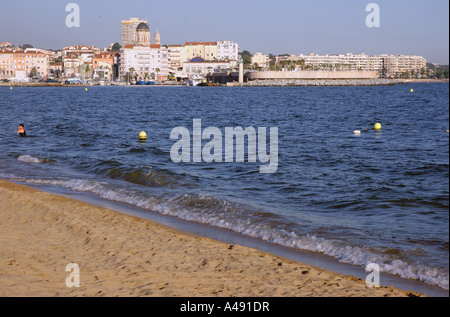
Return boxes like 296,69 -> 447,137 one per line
0,179 -> 421,297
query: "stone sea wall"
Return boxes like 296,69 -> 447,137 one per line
242,79 -> 406,87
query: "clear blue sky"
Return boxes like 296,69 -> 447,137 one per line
0,0 -> 448,63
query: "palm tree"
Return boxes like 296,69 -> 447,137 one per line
296,59 -> 306,70
129,67 -> 135,82
155,68 -> 160,81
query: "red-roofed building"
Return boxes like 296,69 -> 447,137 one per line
62,44 -> 99,78
92,52 -> 119,81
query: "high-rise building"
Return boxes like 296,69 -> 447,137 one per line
121,18 -> 149,47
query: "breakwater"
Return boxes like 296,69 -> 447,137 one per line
242,78 -> 404,87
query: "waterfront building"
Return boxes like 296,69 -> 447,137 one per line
49,62 -> 63,79
119,45 -> 138,80
276,54 -> 299,64
0,48 -> 49,79
297,53 -> 371,71
119,44 -> 169,81
251,52 -> 270,69
62,53 -> 81,78
296,52 -> 426,78
92,52 -> 118,81
151,44 -> 170,80
183,60 -> 237,77
378,54 -> 427,78
13,51 -> 26,74
184,42 -> 217,62
217,41 -> 239,61
0,50 -> 14,78
62,45 -> 99,78
167,45 -> 186,73
24,49 -> 49,78
121,18 -> 149,47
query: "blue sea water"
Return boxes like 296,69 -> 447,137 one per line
0,84 -> 448,290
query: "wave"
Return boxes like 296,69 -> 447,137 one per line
86,161 -> 191,188
14,176 -> 449,290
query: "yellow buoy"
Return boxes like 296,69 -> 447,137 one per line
374,123 -> 382,130
85,88 -> 88,91
139,131 -> 147,141
410,88 -> 414,93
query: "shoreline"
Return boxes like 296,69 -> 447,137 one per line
0,179 -> 429,297
1,78 -> 447,88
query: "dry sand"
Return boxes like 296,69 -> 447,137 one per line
0,179 -> 422,297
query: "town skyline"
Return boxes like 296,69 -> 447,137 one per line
0,0 -> 448,64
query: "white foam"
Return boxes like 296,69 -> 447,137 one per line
17,155 -> 43,163
20,177 -> 450,290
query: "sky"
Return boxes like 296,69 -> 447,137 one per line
0,0 -> 448,64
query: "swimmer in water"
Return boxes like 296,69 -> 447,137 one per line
17,124 -> 27,137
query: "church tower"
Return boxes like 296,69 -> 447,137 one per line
154,29 -> 161,45
135,22 -> 151,46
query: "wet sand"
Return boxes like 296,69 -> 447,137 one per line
0,179 -> 421,297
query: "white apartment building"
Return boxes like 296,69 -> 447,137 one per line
168,45 -> 186,72
296,52 -> 427,77
297,53 -> 371,71
217,41 -> 239,61
119,45 -> 169,81
119,46 -> 138,79
150,44 -> 169,80
379,54 -> 427,78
